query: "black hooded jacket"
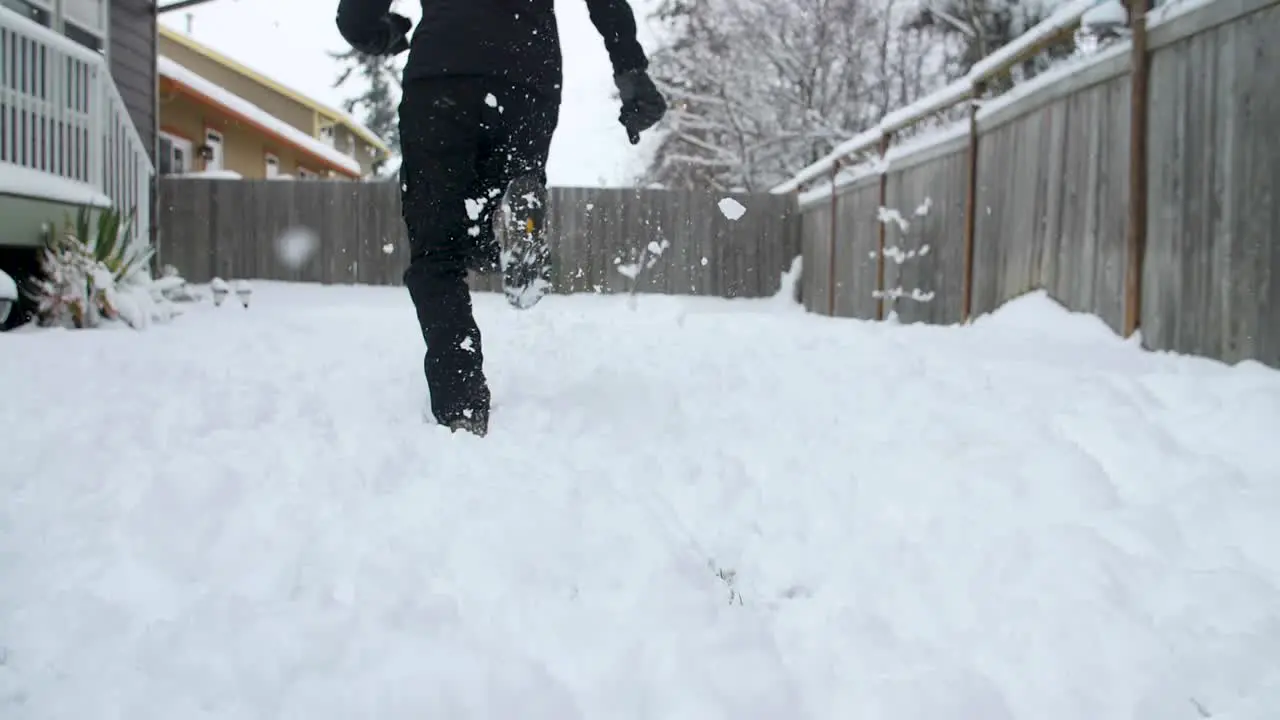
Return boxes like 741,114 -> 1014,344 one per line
336,0 -> 649,96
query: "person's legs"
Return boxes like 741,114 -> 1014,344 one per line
398,77 -> 492,433
482,83 -> 560,309
460,145 -> 505,276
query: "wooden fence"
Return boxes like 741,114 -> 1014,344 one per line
157,180 -> 800,299
791,0 -> 1280,368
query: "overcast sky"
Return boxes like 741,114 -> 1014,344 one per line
160,0 -> 662,187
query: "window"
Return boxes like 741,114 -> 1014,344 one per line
319,125 -> 335,147
264,153 -> 279,179
203,128 -> 224,171
159,131 -> 192,174
344,133 -> 356,157
0,0 -> 51,26
63,21 -> 103,54
61,0 -> 105,34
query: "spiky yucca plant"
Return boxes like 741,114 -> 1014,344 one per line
29,206 -> 155,329
78,204 -> 153,285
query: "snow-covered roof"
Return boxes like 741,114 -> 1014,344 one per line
158,55 -> 363,177
0,161 -> 113,208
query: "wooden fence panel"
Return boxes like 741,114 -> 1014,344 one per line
882,140 -> 970,324
973,60 -> 1131,332
157,175 -> 210,281
832,180 -> 881,320
786,0 -> 1280,368
800,200 -> 833,314
1142,0 -> 1280,366
157,180 -> 800,299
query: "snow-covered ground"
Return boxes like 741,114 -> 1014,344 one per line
2,281 -> 1279,719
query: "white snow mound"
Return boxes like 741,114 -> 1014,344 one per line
970,289 -> 1123,344
2,282 -> 1279,720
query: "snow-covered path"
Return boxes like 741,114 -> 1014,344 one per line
3,282 -> 1279,719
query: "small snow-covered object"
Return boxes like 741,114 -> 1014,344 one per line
1082,0 -> 1127,31
0,267 -> 16,301
234,280 -> 252,308
274,225 -> 319,269
0,267 -> 16,324
382,242 -> 395,255
210,277 -> 229,306
718,197 -> 746,221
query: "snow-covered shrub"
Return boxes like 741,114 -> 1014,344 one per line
27,208 -> 181,330
154,264 -> 207,303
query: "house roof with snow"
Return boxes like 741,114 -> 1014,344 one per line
158,55 -> 363,178
158,25 -> 390,158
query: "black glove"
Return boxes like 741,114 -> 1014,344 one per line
383,13 -> 412,55
350,12 -> 412,56
614,69 -> 666,145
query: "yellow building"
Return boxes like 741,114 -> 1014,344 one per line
157,25 -> 391,180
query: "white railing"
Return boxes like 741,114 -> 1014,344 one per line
0,4 -> 153,246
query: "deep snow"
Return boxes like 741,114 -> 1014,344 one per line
2,282 -> 1279,719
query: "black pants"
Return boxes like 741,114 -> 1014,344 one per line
398,77 -> 560,425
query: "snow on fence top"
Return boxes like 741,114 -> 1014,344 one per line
157,56 -> 363,177
795,121 -> 972,207
770,0 -> 1101,195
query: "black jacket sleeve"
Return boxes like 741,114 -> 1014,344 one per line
335,0 -> 393,53
585,0 -> 648,75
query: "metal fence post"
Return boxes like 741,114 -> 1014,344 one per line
875,134 -> 891,321
827,159 -> 840,316
962,82 -> 984,324
1123,0 -> 1151,337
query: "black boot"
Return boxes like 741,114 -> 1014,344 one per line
501,173 -> 553,309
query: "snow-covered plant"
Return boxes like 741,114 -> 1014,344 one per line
872,199 -> 936,315
709,560 -> 744,606
28,208 -> 180,329
153,264 -> 206,303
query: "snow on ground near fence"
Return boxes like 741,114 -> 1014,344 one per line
2,282 -> 1279,719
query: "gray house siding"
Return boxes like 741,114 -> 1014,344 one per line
109,0 -> 156,163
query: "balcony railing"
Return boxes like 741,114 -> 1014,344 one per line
0,4 -> 154,245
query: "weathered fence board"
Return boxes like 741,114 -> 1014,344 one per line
1142,1 -> 1280,365
832,179 -> 882,320
883,142 -> 970,324
801,199 -> 832,314
158,180 -> 800,300
971,69 -> 1131,333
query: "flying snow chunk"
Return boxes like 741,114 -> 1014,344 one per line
274,226 -> 319,268
484,93 -> 498,108
616,263 -> 641,279
382,243 -> 395,255
718,197 -> 746,221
